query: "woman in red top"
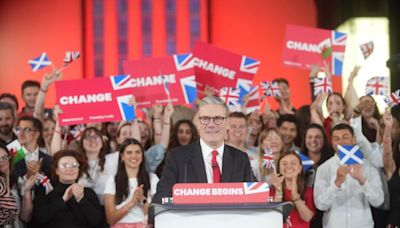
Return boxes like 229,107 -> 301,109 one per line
271,151 -> 315,228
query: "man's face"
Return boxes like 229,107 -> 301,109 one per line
22,86 -> 39,109
197,104 -> 228,148
331,129 -> 356,152
0,109 -> 14,136
278,82 -> 290,100
228,117 -> 247,144
16,120 -> 39,147
279,121 -> 297,146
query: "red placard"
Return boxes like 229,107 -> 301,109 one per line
55,76 -> 136,126
173,182 -> 270,204
192,42 -> 260,96
283,24 -> 347,76
123,54 -> 197,108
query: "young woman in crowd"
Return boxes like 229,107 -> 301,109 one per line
104,138 -> 158,227
252,128 -> 283,183
353,95 -> 381,142
271,151 -> 315,228
155,119 -> 199,177
41,117 -> 56,154
246,111 -> 264,148
32,150 -> 102,227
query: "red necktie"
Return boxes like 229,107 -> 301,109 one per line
212,150 -> 221,183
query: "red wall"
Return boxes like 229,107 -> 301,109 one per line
0,0 -> 83,110
210,0 -> 340,109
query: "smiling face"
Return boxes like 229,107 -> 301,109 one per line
279,121 -> 297,146
121,144 -> 143,170
82,129 -> 103,153
305,127 -> 324,154
261,130 -> 283,161
228,117 -> 247,145
327,94 -> 345,115
278,154 -> 302,180
197,104 -> 229,148
331,129 -> 356,153
56,156 -> 79,184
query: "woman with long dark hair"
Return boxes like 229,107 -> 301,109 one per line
104,138 -> 158,227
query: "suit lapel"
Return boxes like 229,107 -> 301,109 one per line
221,146 -> 233,182
189,142 -> 207,183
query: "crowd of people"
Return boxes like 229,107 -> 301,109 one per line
0,64 -> 399,228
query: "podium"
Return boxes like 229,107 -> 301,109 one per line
149,202 -> 293,228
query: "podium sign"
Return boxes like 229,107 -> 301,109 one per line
173,182 -> 270,204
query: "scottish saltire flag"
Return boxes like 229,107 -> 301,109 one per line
365,76 -> 388,96
219,87 -> 241,109
63,51 -> 80,65
236,78 -> 259,112
330,31 -> 347,76
36,174 -> 53,195
240,56 -> 260,74
260,81 -> 281,98
110,74 -> 133,90
384,89 -> 400,108
180,76 -> 197,104
7,139 -> 25,165
295,151 -> 315,171
173,53 -> 194,71
313,77 -> 332,96
243,182 -> 270,195
338,145 -> 364,165
28,52 -> 52,72
116,95 -> 137,121
360,41 -> 374,60
70,124 -> 85,140
262,148 -> 275,169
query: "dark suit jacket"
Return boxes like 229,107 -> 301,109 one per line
152,141 -> 256,203
14,150 -> 53,179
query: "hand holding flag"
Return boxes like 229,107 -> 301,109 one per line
262,148 -> 276,172
260,81 -> 281,98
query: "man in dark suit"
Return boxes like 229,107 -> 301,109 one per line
153,96 -> 256,203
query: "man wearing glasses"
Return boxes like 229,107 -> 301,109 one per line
153,96 -> 255,203
13,116 -> 52,191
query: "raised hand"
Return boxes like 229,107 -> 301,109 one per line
26,158 -> 43,178
42,67 -> 62,91
348,65 -> 361,83
270,173 -> 284,191
382,109 -> 393,128
62,185 -> 74,202
24,173 -> 38,193
349,164 -> 366,185
71,182 -> 84,202
335,165 -> 349,188
164,102 -> 175,120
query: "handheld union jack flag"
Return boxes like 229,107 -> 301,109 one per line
365,76 -> 388,96
240,56 -> 260,74
338,145 -> 364,165
219,87 -> 241,109
359,41 -> 374,60
260,81 -> 281,98
313,77 -> 332,96
28,52 -> 52,72
384,89 -> 400,108
262,148 -> 275,170
70,124 -> 85,140
63,51 -> 80,66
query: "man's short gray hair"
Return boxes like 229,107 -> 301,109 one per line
198,96 -> 229,117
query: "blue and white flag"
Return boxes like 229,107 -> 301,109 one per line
116,95 -> 136,121
295,151 -> 315,171
338,145 -> 364,165
28,52 -> 52,72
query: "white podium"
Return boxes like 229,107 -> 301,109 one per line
149,202 -> 292,228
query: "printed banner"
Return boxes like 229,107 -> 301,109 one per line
173,182 -> 270,204
283,24 -> 347,76
123,54 -> 197,108
55,76 -> 136,126
192,42 -> 260,96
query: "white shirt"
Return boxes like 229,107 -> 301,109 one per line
104,151 -> 120,177
199,139 -> 224,183
313,154 -> 384,228
103,173 -> 159,224
22,146 -> 39,163
80,159 -> 110,205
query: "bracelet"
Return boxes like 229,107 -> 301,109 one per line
275,191 -> 283,198
40,87 -> 47,93
382,138 -> 391,144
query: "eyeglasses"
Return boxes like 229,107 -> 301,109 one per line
58,162 -> 80,169
198,116 -> 226,125
84,135 -> 101,141
0,155 -> 10,162
15,127 -> 38,134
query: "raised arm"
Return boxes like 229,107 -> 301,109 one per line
309,64 -> 320,102
343,66 -> 361,120
382,110 -> 396,177
50,105 -> 66,155
310,94 -> 326,126
152,105 -> 163,145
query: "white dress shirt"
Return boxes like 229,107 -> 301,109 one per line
313,154 -> 384,228
199,139 -> 224,183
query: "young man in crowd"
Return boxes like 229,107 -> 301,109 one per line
0,102 -> 17,144
273,78 -> 296,115
277,114 -> 300,153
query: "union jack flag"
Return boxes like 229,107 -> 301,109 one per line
180,76 -> 197,104
173,53 -> 194,71
236,78 -> 259,112
110,74 -> 133,90
260,81 -> 281,98
329,31 -> 347,76
338,145 -> 364,165
70,124 -> 85,140
28,52 -> 52,72
243,182 -> 270,195
295,151 -> 315,171
365,77 -> 388,96
219,87 -> 241,110
313,77 -> 332,96
262,148 -> 275,169
63,51 -> 80,66
384,89 -> 400,108
240,56 -> 260,74
360,41 -> 374,60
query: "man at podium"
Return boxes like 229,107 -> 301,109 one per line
153,96 -> 255,203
